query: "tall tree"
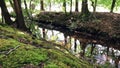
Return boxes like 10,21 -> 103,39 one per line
81,0 -> 89,14
70,0 -> 72,13
40,0 -> 46,38
81,0 -> 90,20
75,0 -> 78,12
63,0 -> 67,13
0,0 -> 13,25
13,0 -> 27,30
110,0 -> 116,13
40,0 -> 44,11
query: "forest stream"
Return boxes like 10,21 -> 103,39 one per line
36,26 -> 120,68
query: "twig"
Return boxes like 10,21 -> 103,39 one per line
6,45 -> 20,55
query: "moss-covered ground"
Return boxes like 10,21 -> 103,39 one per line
0,24 -> 93,68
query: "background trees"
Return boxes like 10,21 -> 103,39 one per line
0,0 -> 12,25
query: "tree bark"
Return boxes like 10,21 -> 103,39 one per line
70,0 -> 72,13
81,0 -> 89,14
75,0 -> 78,12
110,0 -> 116,13
40,0 -> 44,11
13,0 -> 27,30
81,0 -> 90,21
0,0 -> 13,25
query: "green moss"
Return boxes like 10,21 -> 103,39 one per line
0,24 -> 93,68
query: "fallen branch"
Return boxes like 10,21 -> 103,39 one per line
6,45 -> 20,55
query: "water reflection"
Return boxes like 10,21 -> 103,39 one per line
38,27 -> 120,67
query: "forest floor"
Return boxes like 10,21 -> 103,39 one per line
37,12 -> 120,49
0,24 -> 93,68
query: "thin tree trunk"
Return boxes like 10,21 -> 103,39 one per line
91,0 -> 97,13
13,0 -> 27,30
1,8 -> 4,23
24,0 -> 32,19
74,38 -> 77,52
0,0 -> 13,25
9,0 -> 15,12
69,36 -> 72,50
106,46 -> 109,56
70,0 -> 72,13
40,0 -> 45,39
40,0 -> 44,11
29,0 -> 32,9
64,34 -> 67,46
75,0 -> 78,12
110,0 -> 116,13
42,28 -> 46,39
63,0 -> 67,13
94,0 -> 97,12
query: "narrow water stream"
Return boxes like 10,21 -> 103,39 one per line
38,27 -> 120,67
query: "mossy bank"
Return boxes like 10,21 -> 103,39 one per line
0,24 -> 93,68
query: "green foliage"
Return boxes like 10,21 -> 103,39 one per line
25,20 -> 42,39
97,0 -> 112,9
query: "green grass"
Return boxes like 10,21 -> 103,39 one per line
0,24 -> 93,68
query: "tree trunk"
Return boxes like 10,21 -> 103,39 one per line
42,28 -> 46,39
81,0 -> 89,14
74,38 -> 77,52
0,0 -> 13,25
29,0 -> 32,9
106,46 -> 109,56
13,0 -> 27,30
1,8 -> 4,23
24,0 -> 32,19
40,0 -> 44,11
70,0 -> 72,13
81,0 -> 90,21
91,0 -> 97,13
110,0 -> 116,13
63,0 -> 67,13
75,0 -> 78,12
64,34 -> 67,46
9,0 -> 15,12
